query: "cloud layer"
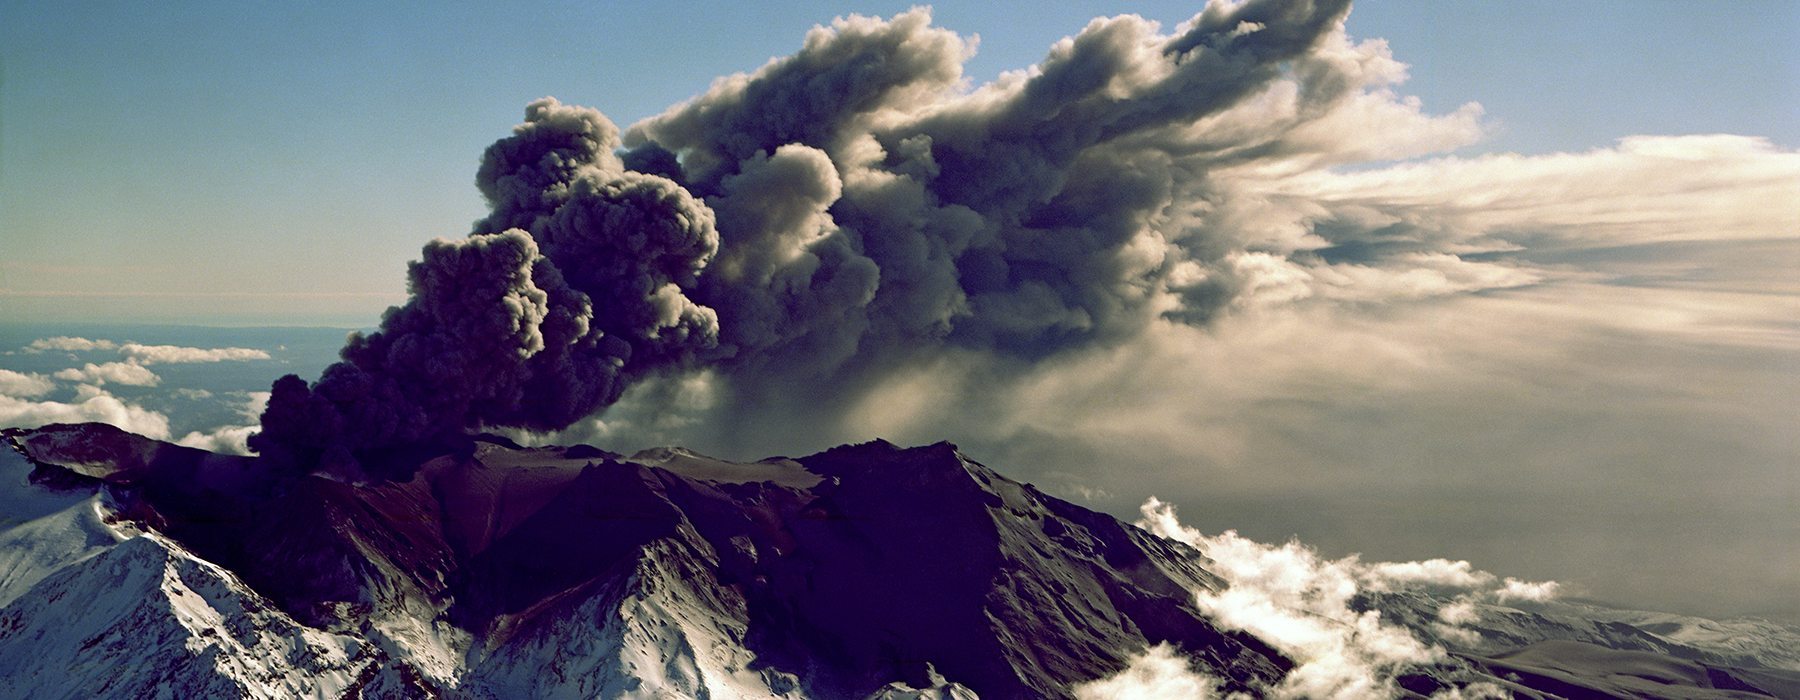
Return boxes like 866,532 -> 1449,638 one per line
1,336 -> 275,454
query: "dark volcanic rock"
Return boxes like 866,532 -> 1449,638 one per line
6,427 -> 1292,698
756,440 -> 1289,700
4,422 -> 265,494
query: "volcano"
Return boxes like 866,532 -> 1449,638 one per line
1,422 -> 1795,700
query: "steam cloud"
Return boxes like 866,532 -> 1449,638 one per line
1127,498 -> 1546,700
256,0 -> 1504,466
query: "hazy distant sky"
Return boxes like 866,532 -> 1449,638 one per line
1,0 -> 1794,324
1,0 -> 1796,621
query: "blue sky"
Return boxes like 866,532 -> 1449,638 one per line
1,0 -> 1794,325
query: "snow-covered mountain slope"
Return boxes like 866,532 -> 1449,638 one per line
0,441 -> 132,608
3,423 -> 1797,700
459,538 -> 795,700
0,532 -> 390,699
0,491 -> 131,608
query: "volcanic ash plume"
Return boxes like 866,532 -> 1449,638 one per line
256,0 -> 1503,468
251,101 -> 719,468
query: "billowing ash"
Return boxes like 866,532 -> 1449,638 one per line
254,0 -> 1423,467
254,104 -> 720,464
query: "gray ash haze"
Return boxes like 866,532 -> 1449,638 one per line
5,0 -> 1798,621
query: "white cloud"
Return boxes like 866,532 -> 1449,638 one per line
1134,498 -> 1560,700
0,389 -> 171,440
23,337 -> 117,353
1361,559 -> 1492,591
1436,601 -> 1478,626
1073,644 -> 1227,700
239,391 -> 271,420
1495,578 -> 1559,603
0,370 -> 55,398
118,343 -> 271,364
52,362 -> 161,387
176,425 -> 259,455
172,392 -> 273,455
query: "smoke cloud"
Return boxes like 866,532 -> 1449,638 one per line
257,0 -> 1517,467
252,98 -> 723,464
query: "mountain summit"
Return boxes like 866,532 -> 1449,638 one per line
2,423 -> 1795,700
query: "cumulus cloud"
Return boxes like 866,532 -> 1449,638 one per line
20,336 -> 272,365
1072,644 -> 1228,700
0,385 -> 172,440
177,425 -> 259,455
53,362 -> 161,387
0,370 -> 55,398
118,343 -> 271,364
174,392 -> 271,456
16,336 -> 268,396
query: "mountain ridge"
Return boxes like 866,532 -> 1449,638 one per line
3,422 -> 1797,700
